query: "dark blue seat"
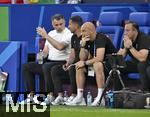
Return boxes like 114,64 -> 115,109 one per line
96,12 -> 124,49
125,55 -> 140,79
129,12 -> 150,34
0,41 -> 28,92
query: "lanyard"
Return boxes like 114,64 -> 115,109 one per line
94,41 -> 96,57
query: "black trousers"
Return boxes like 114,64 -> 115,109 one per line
146,65 -> 150,87
23,60 -> 65,93
51,65 -> 77,94
114,61 -> 150,91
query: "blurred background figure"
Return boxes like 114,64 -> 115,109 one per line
29,0 -> 39,4
67,0 -> 82,4
11,0 -> 16,4
11,0 -> 30,4
10,0 -> 39,4
55,0 -> 60,4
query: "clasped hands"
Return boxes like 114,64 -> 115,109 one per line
123,36 -> 133,49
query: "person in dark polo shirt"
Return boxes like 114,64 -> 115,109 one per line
118,20 -> 150,91
68,22 -> 117,106
42,16 -> 83,105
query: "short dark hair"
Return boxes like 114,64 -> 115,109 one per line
51,14 -> 64,21
70,16 -> 83,27
124,20 -> 139,32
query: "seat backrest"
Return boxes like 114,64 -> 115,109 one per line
0,41 -> 28,91
96,12 -> 124,49
99,12 -> 123,26
71,12 -> 94,22
139,27 -> 150,34
129,12 -> 150,34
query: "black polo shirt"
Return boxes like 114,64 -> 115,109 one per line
122,32 -> 150,62
71,34 -> 82,63
85,33 -> 117,59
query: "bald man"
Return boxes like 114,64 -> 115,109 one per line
67,22 -> 117,106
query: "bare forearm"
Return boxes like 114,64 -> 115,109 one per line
45,35 -> 66,50
42,46 -> 49,58
117,48 -> 127,57
43,52 -> 48,58
67,57 -> 75,65
85,57 -> 102,66
37,27 -> 65,50
79,48 -> 88,61
129,47 -> 147,61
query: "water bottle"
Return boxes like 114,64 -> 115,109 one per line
144,97 -> 150,109
87,91 -> 92,106
64,91 -> 68,102
0,77 -> 3,91
2,93 -> 6,104
37,49 -> 43,64
105,91 -> 110,108
108,90 -> 114,108
0,75 -> 6,92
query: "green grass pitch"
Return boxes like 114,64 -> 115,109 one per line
50,106 -> 150,117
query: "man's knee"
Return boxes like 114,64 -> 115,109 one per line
93,62 -> 103,73
76,67 -> 86,74
42,63 -> 49,72
23,63 -> 30,71
51,65 -> 58,76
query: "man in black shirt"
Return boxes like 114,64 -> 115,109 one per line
68,22 -> 116,106
46,16 -> 83,105
118,20 -> 150,91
